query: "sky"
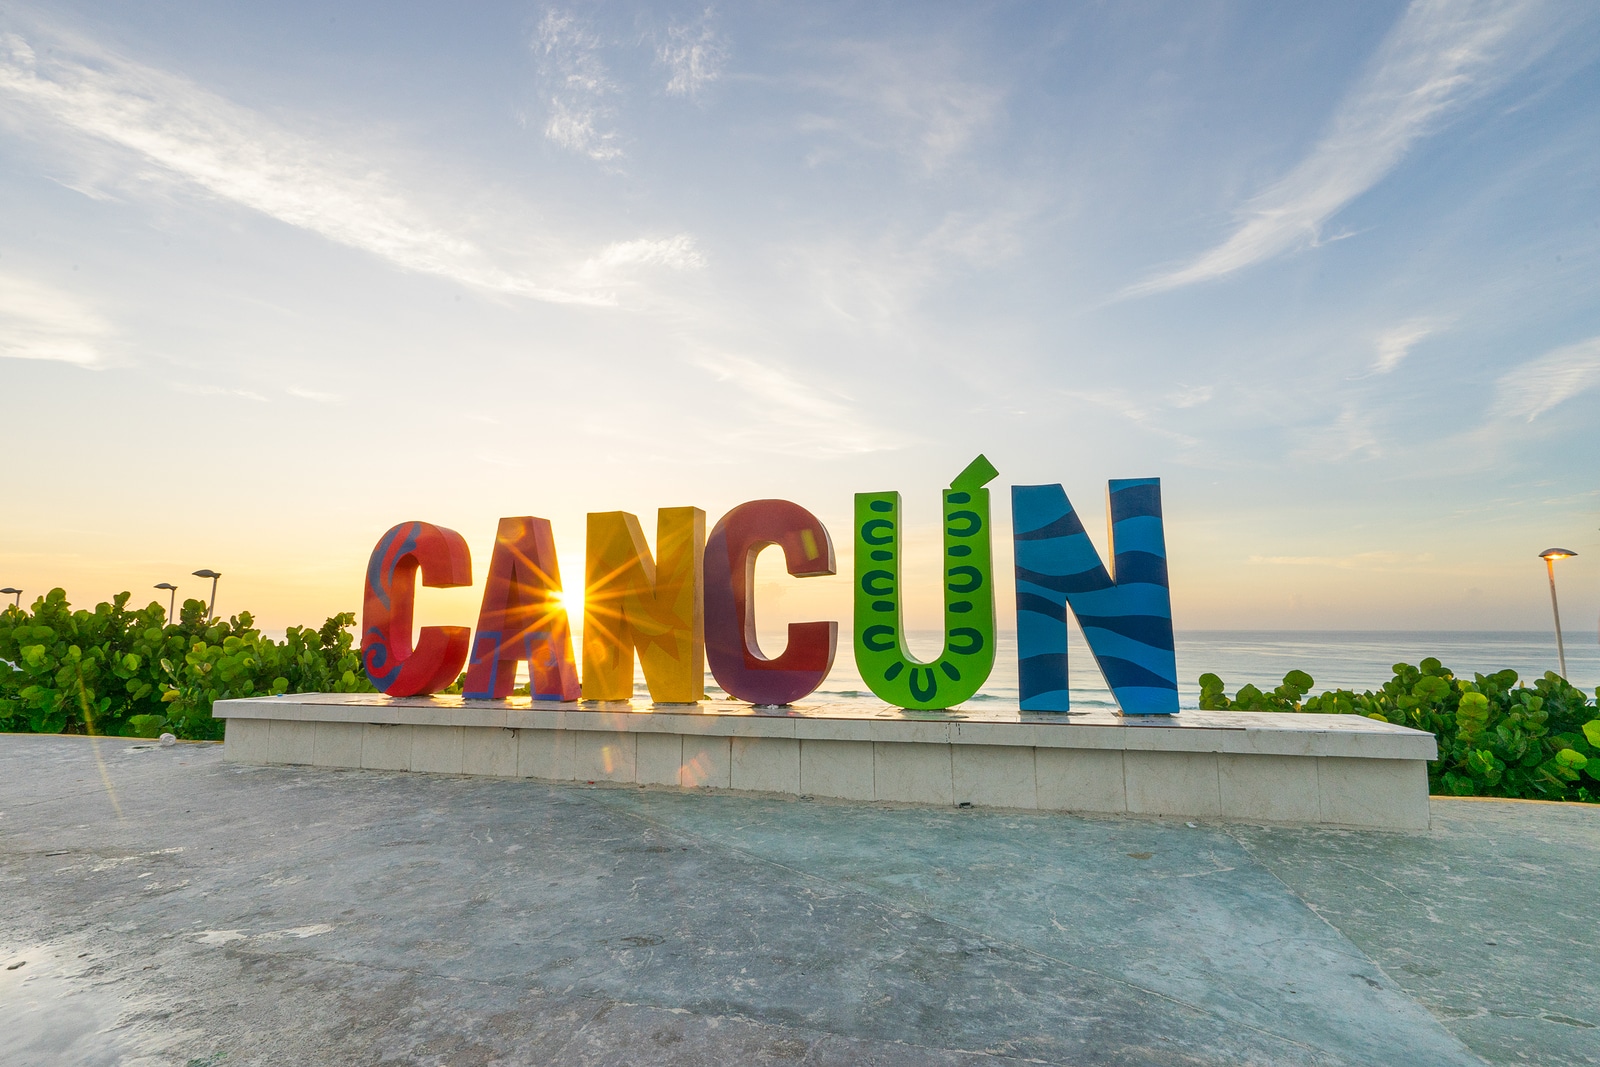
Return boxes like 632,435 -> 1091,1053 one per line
1,0 -> 1597,643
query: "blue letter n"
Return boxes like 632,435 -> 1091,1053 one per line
1012,479 -> 1177,715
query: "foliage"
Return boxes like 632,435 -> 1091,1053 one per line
0,589 -> 373,741
1200,659 -> 1600,802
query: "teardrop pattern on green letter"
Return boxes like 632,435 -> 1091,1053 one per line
852,455 -> 998,710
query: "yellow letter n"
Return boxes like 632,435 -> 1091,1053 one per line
582,507 -> 705,703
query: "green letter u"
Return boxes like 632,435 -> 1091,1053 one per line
852,455 -> 998,710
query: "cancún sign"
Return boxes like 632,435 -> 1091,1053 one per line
362,455 -> 1177,714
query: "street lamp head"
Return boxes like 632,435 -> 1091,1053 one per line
154,582 -> 178,591
1539,548 -> 1578,562
0,588 -> 19,595
192,569 -> 221,579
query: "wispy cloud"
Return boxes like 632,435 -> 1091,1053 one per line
0,272 -> 109,365
1372,319 -> 1438,373
0,26 -> 696,305
788,207 -> 1028,334
691,350 -> 907,456
286,386 -> 339,404
658,9 -> 727,98
172,382 -> 267,402
1293,405 -> 1382,462
1247,551 -> 1436,569
579,235 -> 705,279
1127,0 -> 1538,296
1168,385 -> 1214,408
797,40 -> 1003,170
1059,387 -> 1200,447
1491,335 -> 1600,420
535,10 -> 622,161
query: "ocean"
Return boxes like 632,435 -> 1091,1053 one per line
752,628 -> 1600,711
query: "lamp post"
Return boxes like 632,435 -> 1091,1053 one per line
192,569 -> 221,620
1539,548 -> 1577,679
0,587 -> 20,608
154,583 -> 178,624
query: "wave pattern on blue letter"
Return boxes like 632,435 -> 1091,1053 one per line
1012,479 -> 1177,715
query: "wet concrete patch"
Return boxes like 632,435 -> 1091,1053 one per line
0,946 -> 129,1066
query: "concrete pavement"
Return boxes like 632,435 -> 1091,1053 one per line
1,734 -> 1596,1066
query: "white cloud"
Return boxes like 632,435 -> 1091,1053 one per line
1168,385 -> 1214,408
0,272 -> 110,365
0,27 -> 634,305
1491,336 -> 1600,421
798,41 -> 1002,170
544,97 -> 621,161
1293,406 -> 1382,462
786,208 -> 1028,334
659,9 -> 727,97
691,350 -> 907,456
172,382 -> 267,402
1059,387 -> 1199,447
1128,0 -> 1538,296
580,235 -> 705,278
1372,319 -> 1437,373
286,386 -> 339,404
535,10 -> 622,161
1247,551 -> 1435,569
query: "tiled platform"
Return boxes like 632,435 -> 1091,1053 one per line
214,694 -> 1437,830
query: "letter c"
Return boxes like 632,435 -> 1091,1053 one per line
703,500 -> 838,705
362,521 -> 473,696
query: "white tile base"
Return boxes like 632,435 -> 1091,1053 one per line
218,697 -> 1434,830
1035,748 -> 1126,814
223,718 -> 271,764
362,723 -> 412,771
800,739 -> 875,801
573,730 -> 636,784
312,721 -> 363,768
267,719 -> 315,766
681,736 -> 732,789
636,733 -> 684,786
1219,753 -> 1320,824
731,737 -> 800,794
1317,756 -> 1431,830
1125,751 -> 1222,818
875,742 -> 952,805
954,745 -> 1037,809
462,728 -> 519,777
518,729 -> 573,780
411,726 -> 464,774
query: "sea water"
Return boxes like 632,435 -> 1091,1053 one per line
742,628 -> 1600,711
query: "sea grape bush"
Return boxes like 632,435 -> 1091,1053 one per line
1200,659 -> 1600,802
0,589 -> 373,741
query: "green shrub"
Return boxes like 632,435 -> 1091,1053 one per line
1199,659 -> 1600,802
0,589 -> 373,741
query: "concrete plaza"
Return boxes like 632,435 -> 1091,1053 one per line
1,734 -> 1596,1066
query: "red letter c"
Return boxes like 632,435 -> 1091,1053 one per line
362,521 -> 473,696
